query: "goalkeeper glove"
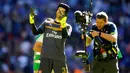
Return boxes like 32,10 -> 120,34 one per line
60,16 -> 67,28
29,7 -> 37,24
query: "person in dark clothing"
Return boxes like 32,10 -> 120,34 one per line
82,11 -> 119,73
29,3 -> 72,73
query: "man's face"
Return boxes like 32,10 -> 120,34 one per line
96,18 -> 106,30
56,7 -> 66,20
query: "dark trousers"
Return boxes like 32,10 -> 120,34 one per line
92,58 -> 119,73
40,58 -> 68,73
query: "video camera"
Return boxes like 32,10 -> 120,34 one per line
74,10 -> 93,60
74,10 -> 92,25
74,10 -> 93,72
74,0 -> 93,72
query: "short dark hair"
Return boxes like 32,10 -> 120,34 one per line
96,12 -> 108,22
58,3 -> 70,15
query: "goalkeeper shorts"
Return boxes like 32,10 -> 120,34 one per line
33,52 -> 41,70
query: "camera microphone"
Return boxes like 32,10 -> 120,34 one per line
74,10 -> 82,23
74,10 -> 82,16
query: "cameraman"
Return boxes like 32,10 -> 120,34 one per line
83,12 -> 119,73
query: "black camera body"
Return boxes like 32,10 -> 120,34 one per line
74,10 -> 92,25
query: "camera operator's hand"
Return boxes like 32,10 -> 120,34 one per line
81,34 -> 84,39
60,16 -> 67,28
29,7 -> 37,24
90,30 -> 99,37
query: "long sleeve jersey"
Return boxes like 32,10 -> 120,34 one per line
31,18 -> 72,61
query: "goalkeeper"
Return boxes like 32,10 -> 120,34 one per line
29,3 -> 72,73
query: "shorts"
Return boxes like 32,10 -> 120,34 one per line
40,58 -> 68,73
92,58 -> 119,73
